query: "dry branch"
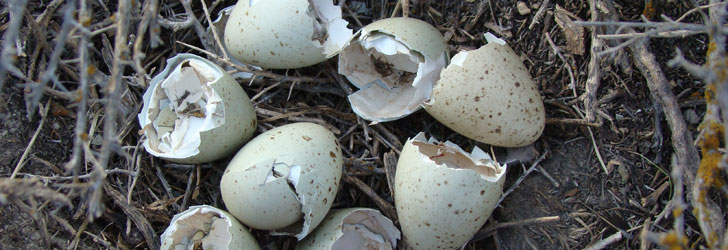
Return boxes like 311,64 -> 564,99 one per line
104,183 -> 160,249
584,0 -> 604,123
628,31 -> 700,182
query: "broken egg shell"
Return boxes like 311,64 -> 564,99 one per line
354,17 -> 447,62
338,17 -> 448,122
138,53 -> 257,164
160,205 -> 260,250
425,37 -> 545,147
208,5 -> 258,79
296,208 -> 400,250
394,133 -> 506,250
220,122 -> 343,240
224,0 -> 352,69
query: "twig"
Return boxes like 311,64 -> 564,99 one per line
154,161 -> 180,212
465,0 -> 492,31
545,117 -> 601,127
536,165 -> 560,188
0,0 -> 29,90
179,169 -> 195,213
342,174 -> 398,221
497,152 -> 548,206
575,20 -> 728,33
640,217 -> 653,250
255,107 -> 341,134
250,81 -> 283,102
663,155 -> 689,248
65,0 -> 92,177
200,0 -> 228,59
390,0 -> 400,18
180,0 -> 212,51
544,32 -> 576,97
383,150 -> 397,198
374,124 -> 403,149
584,0 -> 603,123
587,124 -> 608,174
132,0 -> 159,88
68,217 -> 89,250
175,41 -> 330,83
34,0 -> 64,27
10,101 -> 50,179
26,3 -> 76,119
584,231 -> 627,250
104,183 -> 160,249
17,168 -> 137,181
473,212 -> 592,241
628,30 -> 700,181
529,0 -> 550,29
157,11 -> 195,32
91,0 -> 133,221
400,0 -> 409,17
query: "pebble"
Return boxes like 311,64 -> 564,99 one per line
517,1 -> 531,15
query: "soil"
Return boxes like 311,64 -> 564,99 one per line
0,0 -> 723,249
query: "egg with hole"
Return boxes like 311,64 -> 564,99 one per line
424,33 -> 545,147
395,133 -> 506,250
296,208 -> 400,250
138,53 -> 256,164
160,205 -> 260,250
224,0 -> 352,69
338,17 -> 448,122
220,122 -> 343,239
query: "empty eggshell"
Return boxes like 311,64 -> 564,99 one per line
424,33 -> 545,147
224,0 -> 352,69
296,208 -> 400,250
220,122 -> 342,239
338,17 -> 448,122
160,205 -> 260,250
395,133 -> 507,250
138,53 -> 256,164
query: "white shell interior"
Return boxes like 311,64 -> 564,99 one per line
332,210 -> 400,250
140,59 -> 225,159
339,29 -> 447,123
309,0 -> 353,56
411,133 -> 505,182
161,206 -> 233,250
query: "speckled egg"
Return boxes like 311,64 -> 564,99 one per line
220,122 -> 343,239
296,208 -> 400,250
160,205 -> 260,250
395,133 -> 506,249
224,0 -> 352,69
138,53 -> 256,164
424,37 -> 545,147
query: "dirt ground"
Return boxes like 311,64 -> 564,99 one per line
1,0 -> 726,249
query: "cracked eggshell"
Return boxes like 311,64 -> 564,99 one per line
220,122 -> 343,239
138,53 -> 257,164
338,17 -> 448,122
296,208 -> 400,250
424,34 -> 545,147
224,0 -> 352,69
394,133 -> 507,250
160,205 -> 260,250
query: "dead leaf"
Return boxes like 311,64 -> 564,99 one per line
554,5 -> 585,55
565,188 -> 579,197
